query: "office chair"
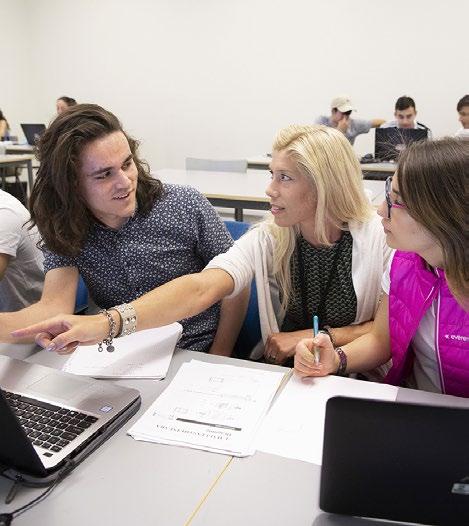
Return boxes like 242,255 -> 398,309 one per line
75,275 -> 89,314
185,157 -> 248,173
223,220 -> 261,360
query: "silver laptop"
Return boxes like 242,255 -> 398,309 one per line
0,354 -> 140,484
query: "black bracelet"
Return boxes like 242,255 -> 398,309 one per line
334,347 -> 347,376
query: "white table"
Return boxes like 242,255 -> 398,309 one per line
2,345 -> 468,525
5,144 -> 35,155
155,168 -> 385,221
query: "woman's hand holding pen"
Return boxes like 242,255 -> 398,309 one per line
294,333 -> 338,378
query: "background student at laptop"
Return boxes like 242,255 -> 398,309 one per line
381,95 -> 432,138
294,138 -> 469,397
315,95 -> 385,145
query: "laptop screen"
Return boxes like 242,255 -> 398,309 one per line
375,127 -> 428,161
320,396 -> 469,526
20,124 -> 46,146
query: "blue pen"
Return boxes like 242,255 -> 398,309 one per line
313,315 -> 320,365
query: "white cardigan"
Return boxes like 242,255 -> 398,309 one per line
206,213 -> 392,359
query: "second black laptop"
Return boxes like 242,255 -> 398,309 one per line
20,123 -> 46,146
320,396 -> 469,526
375,127 -> 428,161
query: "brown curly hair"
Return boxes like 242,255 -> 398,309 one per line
29,104 -> 162,257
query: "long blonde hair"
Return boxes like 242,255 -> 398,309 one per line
264,124 -> 373,308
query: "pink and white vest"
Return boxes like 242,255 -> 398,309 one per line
385,251 -> 469,397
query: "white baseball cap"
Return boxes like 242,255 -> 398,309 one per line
330,95 -> 355,113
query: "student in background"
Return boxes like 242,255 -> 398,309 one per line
0,190 -> 44,312
455,94 -> 469,139
381,95 -> 432,137
0,109 -> 10,140
56,96 -> 77,114
294,138 -> 469,398
315,95 -> 385,145
0,104 -> 248,355
15,125 -> 392,367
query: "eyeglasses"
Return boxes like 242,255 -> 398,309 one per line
385,176 -> 406,219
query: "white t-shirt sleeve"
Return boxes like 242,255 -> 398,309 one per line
0,207 -> 24,258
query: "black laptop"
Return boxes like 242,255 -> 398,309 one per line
0,354 -> 140,485
375,127 -> 428,161
20,124 -> 46,146
320,396 -> 469,526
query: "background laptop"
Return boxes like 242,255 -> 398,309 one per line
320,396 -> 469,526
375,127 -> 428,161
0,354 -> 140,485
20,123 -> 46,146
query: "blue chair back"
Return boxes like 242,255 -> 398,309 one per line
223,221 -> 261,359
75,275 -> 89,313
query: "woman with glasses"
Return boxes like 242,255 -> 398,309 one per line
13,125 -> 391,365
294,138 -> 469,397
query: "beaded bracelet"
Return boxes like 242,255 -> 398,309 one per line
97,309 -> 116,353
334,347 -> 348,376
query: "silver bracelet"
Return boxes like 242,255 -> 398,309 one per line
98,309 -> 116,352
111,303 -> 137,337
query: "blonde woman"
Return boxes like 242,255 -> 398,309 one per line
15,125 -> 391,364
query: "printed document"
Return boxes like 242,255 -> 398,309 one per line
63,323 -> 182,379
255,373 -> 398,465
128,360 -> 285,456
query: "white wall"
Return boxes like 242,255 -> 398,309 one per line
2,0 -> 468,168
0,0 -> 35,137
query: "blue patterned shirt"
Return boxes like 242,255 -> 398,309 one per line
42,184 -> 233,352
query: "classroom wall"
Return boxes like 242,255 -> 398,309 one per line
2,0 -> 468,169
0,1 -> 35,135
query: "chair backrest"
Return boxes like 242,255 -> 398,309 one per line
185,157 -> 248,173
75,275 -> 89,314
223,220 -> 261,359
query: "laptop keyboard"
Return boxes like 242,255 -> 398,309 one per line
4,391 -> 98,454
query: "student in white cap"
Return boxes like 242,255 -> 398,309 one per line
315,95 -> 384,145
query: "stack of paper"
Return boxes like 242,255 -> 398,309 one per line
128,360 -> 285,456
255,373 -> 398,465
63,323 -> 182,379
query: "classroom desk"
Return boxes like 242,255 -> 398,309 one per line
191,385 -> 469,526
155,168 -> 385,221
5,144 -> 35,155
247,156 -> 396,181
0,154 -> 35,196
0,347 -> 286,526
155,168 -> 271,221
2,344 -> 468,525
